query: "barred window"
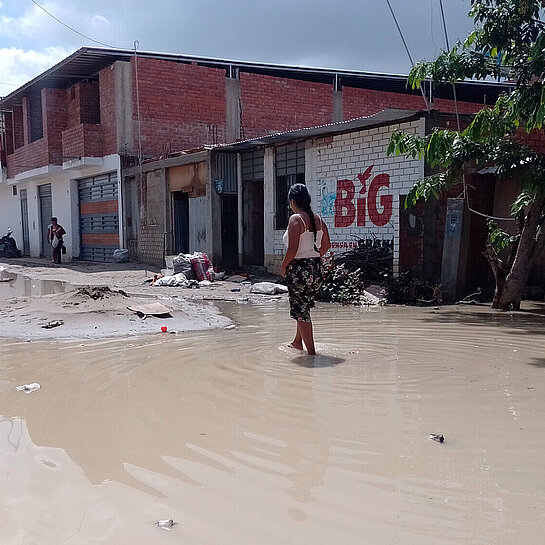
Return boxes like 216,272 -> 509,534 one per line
275,142 -> 305,230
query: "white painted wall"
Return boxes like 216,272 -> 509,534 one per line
264,118 -> 425,274
0,184 -> 23,251
0,154 -> 121,261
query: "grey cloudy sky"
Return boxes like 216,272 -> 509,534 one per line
0,0 -> 475,96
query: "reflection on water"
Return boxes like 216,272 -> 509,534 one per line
0,271 -> 68,299
1,302 -> 545,544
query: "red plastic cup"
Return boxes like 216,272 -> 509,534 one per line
161,326 -> 167,332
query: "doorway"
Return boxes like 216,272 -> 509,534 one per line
221,195 -> 238,270
172,191 -> 189,254
38,183 -> 52,259
242,181 -> 264,266
19,188 -> 30,256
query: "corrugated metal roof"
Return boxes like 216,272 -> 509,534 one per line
0,46 -> 511,109
214,109 -> 423,151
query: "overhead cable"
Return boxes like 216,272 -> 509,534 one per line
385,0 -> 430,111
438,0 -> 513,221
29,0 -> 119,49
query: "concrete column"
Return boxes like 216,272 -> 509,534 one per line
333,90 -> 343,123
114,61 -> 134,154
225,78 -> 241,143
263,147 -> 276,271
441,198 -> 469,300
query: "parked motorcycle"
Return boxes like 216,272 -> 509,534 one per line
0,228 -> 22,258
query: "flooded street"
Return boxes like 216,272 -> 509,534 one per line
1,301 -> 544,544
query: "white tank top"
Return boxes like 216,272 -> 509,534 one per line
283,214 -> 323,258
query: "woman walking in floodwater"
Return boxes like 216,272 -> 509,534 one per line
281,184 -> 331,355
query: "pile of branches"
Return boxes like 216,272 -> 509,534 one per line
316,236 -> 440,305
317,237 -> 393,305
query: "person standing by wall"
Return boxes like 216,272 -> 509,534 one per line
281,184 -> 331,355
47,217 -> 66,265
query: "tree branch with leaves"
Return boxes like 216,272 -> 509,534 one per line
388,0 -> 545,309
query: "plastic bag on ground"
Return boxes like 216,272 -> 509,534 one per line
172,254 -> 196,279
190,252 -> 214,281
113,249 -> 129,263
153,272 -> 190,287
250,282 -> 288,295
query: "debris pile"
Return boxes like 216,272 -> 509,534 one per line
317,238 -> 393,305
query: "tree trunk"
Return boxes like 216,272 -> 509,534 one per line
489,198 -> 545,310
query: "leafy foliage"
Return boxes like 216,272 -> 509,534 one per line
389,1 -> 545,309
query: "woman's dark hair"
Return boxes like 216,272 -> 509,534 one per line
288,183 -> 320,252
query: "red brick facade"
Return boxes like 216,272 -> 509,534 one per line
131,57 -> 226,156
240,73 -> 333,139
0,51 -> 502,179
343,87 -> 482,120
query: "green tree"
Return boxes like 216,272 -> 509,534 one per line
388,0 -> 545,310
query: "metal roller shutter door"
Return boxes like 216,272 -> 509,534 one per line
78,173 -> 119,262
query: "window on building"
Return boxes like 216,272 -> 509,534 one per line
275,142 -> 305,230
28,93 -> 43,143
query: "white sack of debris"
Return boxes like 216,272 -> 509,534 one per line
250,282 -> 288,295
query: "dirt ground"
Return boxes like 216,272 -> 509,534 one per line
0,257 -> 287,340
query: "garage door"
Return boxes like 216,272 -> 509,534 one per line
78,173 -> 119,261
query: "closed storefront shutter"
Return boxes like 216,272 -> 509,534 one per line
78,173 -> 119,262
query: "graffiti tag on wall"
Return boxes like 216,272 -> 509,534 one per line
334,165 -> 393,228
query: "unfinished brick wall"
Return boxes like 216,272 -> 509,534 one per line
62,124 -> 103,158
342,87 -> 482,120
138,169 -> 165,266
240,73 -> 333,140
99,65 -> 117,156
131,57 -> 226,157
43,88 -> 67,165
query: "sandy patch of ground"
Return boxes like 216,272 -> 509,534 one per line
0,258 -> 286,340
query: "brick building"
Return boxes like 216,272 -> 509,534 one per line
0,46 -> 508,266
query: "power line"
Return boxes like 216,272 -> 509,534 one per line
29,0 -> 119,49
437,0 -> 513,222
0,81 -> 19,87
385,0 -> 430,110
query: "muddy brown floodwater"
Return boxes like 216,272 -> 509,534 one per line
1,301 -> 545,545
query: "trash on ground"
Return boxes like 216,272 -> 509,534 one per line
0,277 -> 13,282
75,286 -> 129,300
226,274 -> 247,283
172,253 -> 197,279
191,252 -> 214,281
152,272 -> 199,288
224,324 -> 236,330
199,279 -> 212,286
42,320 -> 64,329
250,282 -> 288,295
456,288 -> 483,305
16,383 -> 41,393
231,288 -> 241,292
113,248 -> 129,263
214,271 -> 226,280
155,518 -> 178,530
429,434 -> 444,443
127,302 -> 172,318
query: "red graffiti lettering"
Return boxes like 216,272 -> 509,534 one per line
335,179 -> 356,227
367,173 -> 393,226
333,167 -> 393,228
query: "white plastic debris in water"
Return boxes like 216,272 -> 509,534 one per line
16,383 -> 41,394
155,518 -> 177,530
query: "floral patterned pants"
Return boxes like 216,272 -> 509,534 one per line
286,257 -> 323,322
